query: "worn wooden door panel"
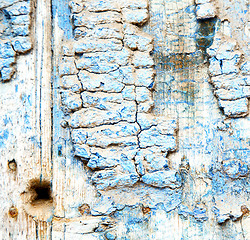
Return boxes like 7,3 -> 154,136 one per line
0,0 -> 249,239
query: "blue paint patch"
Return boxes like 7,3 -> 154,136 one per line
24,112 -> 30,125
0,129 -> 9,147
52,0 -> 73,39
3,116 -> 10,125
192,205 -> 208,222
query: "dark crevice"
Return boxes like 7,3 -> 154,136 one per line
195,17 -> 218,56
28,179 -> 52,204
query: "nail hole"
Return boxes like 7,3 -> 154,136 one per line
58,145 -> 62,156
28,179 -> 52,204
22,179 -> 53,221
8,159 -> 17,171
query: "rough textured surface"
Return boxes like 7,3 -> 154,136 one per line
60,0 -> 180,195
207,32 -> 249,117
148,0 -> 250,233
194,0 -> 250,118
0,0 -> 33,81
0,0 -> 249,239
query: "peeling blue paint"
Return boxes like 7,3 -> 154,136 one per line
0,129 -> 9,147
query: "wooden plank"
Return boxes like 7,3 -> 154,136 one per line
35,0 -> 52,181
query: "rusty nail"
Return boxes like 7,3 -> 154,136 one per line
78,203 -> 91,215
142,206 -> 151,214
241,205 -> 249,215
9,206 -> 18,218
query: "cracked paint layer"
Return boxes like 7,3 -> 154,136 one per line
195,0 -> 250,117
55,0 -> 250,225
207,31 -> 249,117
0,0 -> 33,81
0,0 -> 249,239
58,0 -> 182,210
51,0 -> 250,237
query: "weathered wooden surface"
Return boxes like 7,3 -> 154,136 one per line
0,0 -> 249,239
